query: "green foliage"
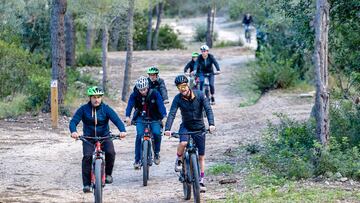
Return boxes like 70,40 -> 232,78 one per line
251,48 -> 299,93
214,40 -> 243,48
76,51 -> 102,67
156,25 -> 184,50
193,24 -> 218,43
256,112 -> 360,181
208,163 -> 234,175
0,94 -> 28,119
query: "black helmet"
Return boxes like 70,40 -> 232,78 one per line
174,75 -> 188,85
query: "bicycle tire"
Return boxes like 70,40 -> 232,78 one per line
182,161 -> 191,200
94,159 -> 103,203
142,140 -> 149,186
190,153 -> 201,203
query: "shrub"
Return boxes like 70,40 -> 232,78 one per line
256,112 -> 360,180
0,94 -> 28,119
208,163 -> 234,175
193,24 -> 218,43
157,25 -> 184,50
76,50 -> 102,67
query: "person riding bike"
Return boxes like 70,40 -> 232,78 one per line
69,86 -> 127,193
184,52 -> 200,90
193,45 -> 221,105
164,75 -> 216,192
125,76 -> 167,169
242,13 -> 253,43
147,66 -> 169,104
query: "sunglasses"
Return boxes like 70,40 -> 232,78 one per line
177,84 -> 188,91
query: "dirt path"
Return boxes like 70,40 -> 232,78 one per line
0,46 -> 313,203
0,17 -> 314,202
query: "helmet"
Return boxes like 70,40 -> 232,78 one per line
147,66 -> 159,74
135,76 -> 149,89
192,52 -> 199,57
174,75 -> 189,86
200,44 -> 209,51
87,86 -> 104,96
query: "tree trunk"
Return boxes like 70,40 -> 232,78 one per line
65,11 -> 76,67
102,25 -> 109,93
314,0 -> 330,146
146,0 -> 153,50
51,0 -> 67,105
110,16 -> 121,51
122,0 -> 135,102
206,5 -> 212,47
210,4 -> 216,46
152,1 -> 164,50
86,24 -> 94,51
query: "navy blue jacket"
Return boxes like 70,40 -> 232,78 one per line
69,102 -> 126,137
194,53 -> 220,74
184,60 -> 196,73
165,90 -> 214,131
148,77 -> 169,101
126,88 -> 167,121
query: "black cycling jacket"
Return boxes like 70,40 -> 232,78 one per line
165,90 -> 214,131
194,53 -> 220,74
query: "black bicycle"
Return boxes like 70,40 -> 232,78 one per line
78,134 -> 121,203
135,117 -> 160,186
171,130 -> 207,203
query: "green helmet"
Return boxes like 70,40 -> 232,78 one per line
192,52 -> 199,57
87,86 -> 104,96
147,66 -> 159,74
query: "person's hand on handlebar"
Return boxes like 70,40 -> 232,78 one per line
125,117 -> 131,126
71,132 -> 79,139
215,70 -> 221,75
164,130 -> 172,137
209,125 -> 216,134
119,132 -> 127,139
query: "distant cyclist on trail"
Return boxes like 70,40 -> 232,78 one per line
184,52 -> 200,89
193,44 -> 221,105
242,13 -> 253,43
69,86 -> 127,193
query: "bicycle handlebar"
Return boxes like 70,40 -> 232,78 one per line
78,134 -> 121,143
169,130 -> 208,138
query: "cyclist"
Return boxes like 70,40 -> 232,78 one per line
184,52 -> 200,90
242,13 -> 253,43
164,75 -> 216,192
125,76 -> 167,169
69,86 -> 127,193
194,44 -> 221,105
147,66 -> 169,104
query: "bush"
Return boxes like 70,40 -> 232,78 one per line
156,25 -> 184,50
0,94 -> 28,119
193,24 -> 218,42
214,40 -> 243,48
251,48 -> 299,93
208,163 -> 234,175
256,112 -> 360,180
76,50 -> 102,67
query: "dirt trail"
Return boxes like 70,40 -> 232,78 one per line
0,18 -> 313,203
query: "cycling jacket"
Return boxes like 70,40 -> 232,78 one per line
194,53 -> 220,74
165,90 -> 214,131
69,102 -> 126,137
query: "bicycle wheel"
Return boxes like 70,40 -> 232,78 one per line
182,161 -> 191,200
142,140 -> 149,186
190,154 -> 200,203
94,159 -> 103,203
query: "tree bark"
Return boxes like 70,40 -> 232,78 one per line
152,1 -> 163,50
102,25 -> 109,93
122,0 -> 135,102
110,16 -> 121,51
65,11 -> 76,67
146,0 -> 153,50
206,5 -> 212,47
210,4 -> 216,46
51,0 -> 67,105
86,24 -> 94,51
314,0 -> 330,146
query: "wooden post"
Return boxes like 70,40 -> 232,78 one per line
51,80 -> 59,128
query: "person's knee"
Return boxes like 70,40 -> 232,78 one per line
199,155 -> 205,161
179,141 -> 188,147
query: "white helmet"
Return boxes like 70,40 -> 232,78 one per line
200,44 -> 209,51
135,76 -> 149,89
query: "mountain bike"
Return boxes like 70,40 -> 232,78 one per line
171,130 -> 207,203
244,24 -> 251,43
78,134 -> 121,203
135,117 -> 159,186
